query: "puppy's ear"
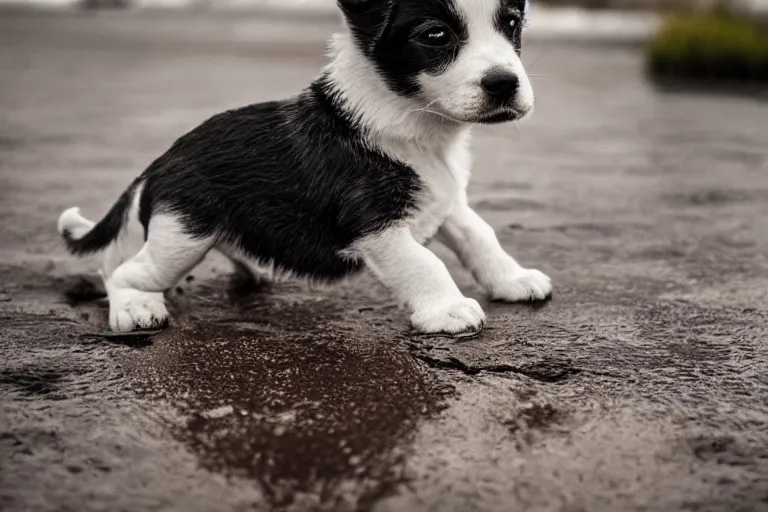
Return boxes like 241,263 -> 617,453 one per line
337,0 -> 396,54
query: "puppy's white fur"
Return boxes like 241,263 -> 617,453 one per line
58,208 -> 94,241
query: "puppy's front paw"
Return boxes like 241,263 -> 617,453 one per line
490,268 -> 552,303
109,289 -> 169,332
411,296 -> 486,334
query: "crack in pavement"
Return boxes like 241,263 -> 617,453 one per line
411,352 -> 584,382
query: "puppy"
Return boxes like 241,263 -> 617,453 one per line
58,0 -> 552,334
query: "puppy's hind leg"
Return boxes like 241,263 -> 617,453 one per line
106,214 -> 214,332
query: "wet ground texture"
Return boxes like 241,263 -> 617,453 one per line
2,10 -> 768,512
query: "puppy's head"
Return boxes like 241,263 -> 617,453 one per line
338,0 -> 533,124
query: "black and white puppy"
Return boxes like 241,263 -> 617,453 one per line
58,0 -> 552,334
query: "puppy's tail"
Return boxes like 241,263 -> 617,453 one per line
58,181 -> 139,256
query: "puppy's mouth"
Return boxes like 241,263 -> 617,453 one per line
473,109 -> 522,125
470,100 -> 536,124
424,101 -> 531,125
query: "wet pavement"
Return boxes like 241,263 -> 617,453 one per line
2,9 -> 768,512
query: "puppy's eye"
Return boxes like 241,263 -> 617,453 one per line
503,14 -> 523,31
418,26 -> 452,47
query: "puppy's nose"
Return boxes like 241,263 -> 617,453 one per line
481,71 -> 519,101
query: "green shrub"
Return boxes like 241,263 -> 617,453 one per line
648,13 -> 768,82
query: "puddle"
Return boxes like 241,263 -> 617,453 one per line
125,300 -> 442,508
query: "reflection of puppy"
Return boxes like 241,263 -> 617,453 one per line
58,0 -> 551,334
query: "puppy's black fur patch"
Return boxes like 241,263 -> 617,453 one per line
341,0 -> 469,97
118,77 -> 421,282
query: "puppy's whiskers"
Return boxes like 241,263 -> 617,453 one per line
525,49 -> 551,71
416,109 -> 464,124
409,100 -> 463,124
409,98 -> 440,114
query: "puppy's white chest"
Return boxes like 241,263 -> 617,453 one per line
405,145 -> 471,244
373,129 -> 472,244
408,173 -> 458,243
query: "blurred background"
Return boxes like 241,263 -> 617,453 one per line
2,1 -> 768,512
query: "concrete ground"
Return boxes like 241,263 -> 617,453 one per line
1,9 -> 768,512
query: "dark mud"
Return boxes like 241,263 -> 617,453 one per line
2,10 -> 768,512
129,293 -> 445,510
